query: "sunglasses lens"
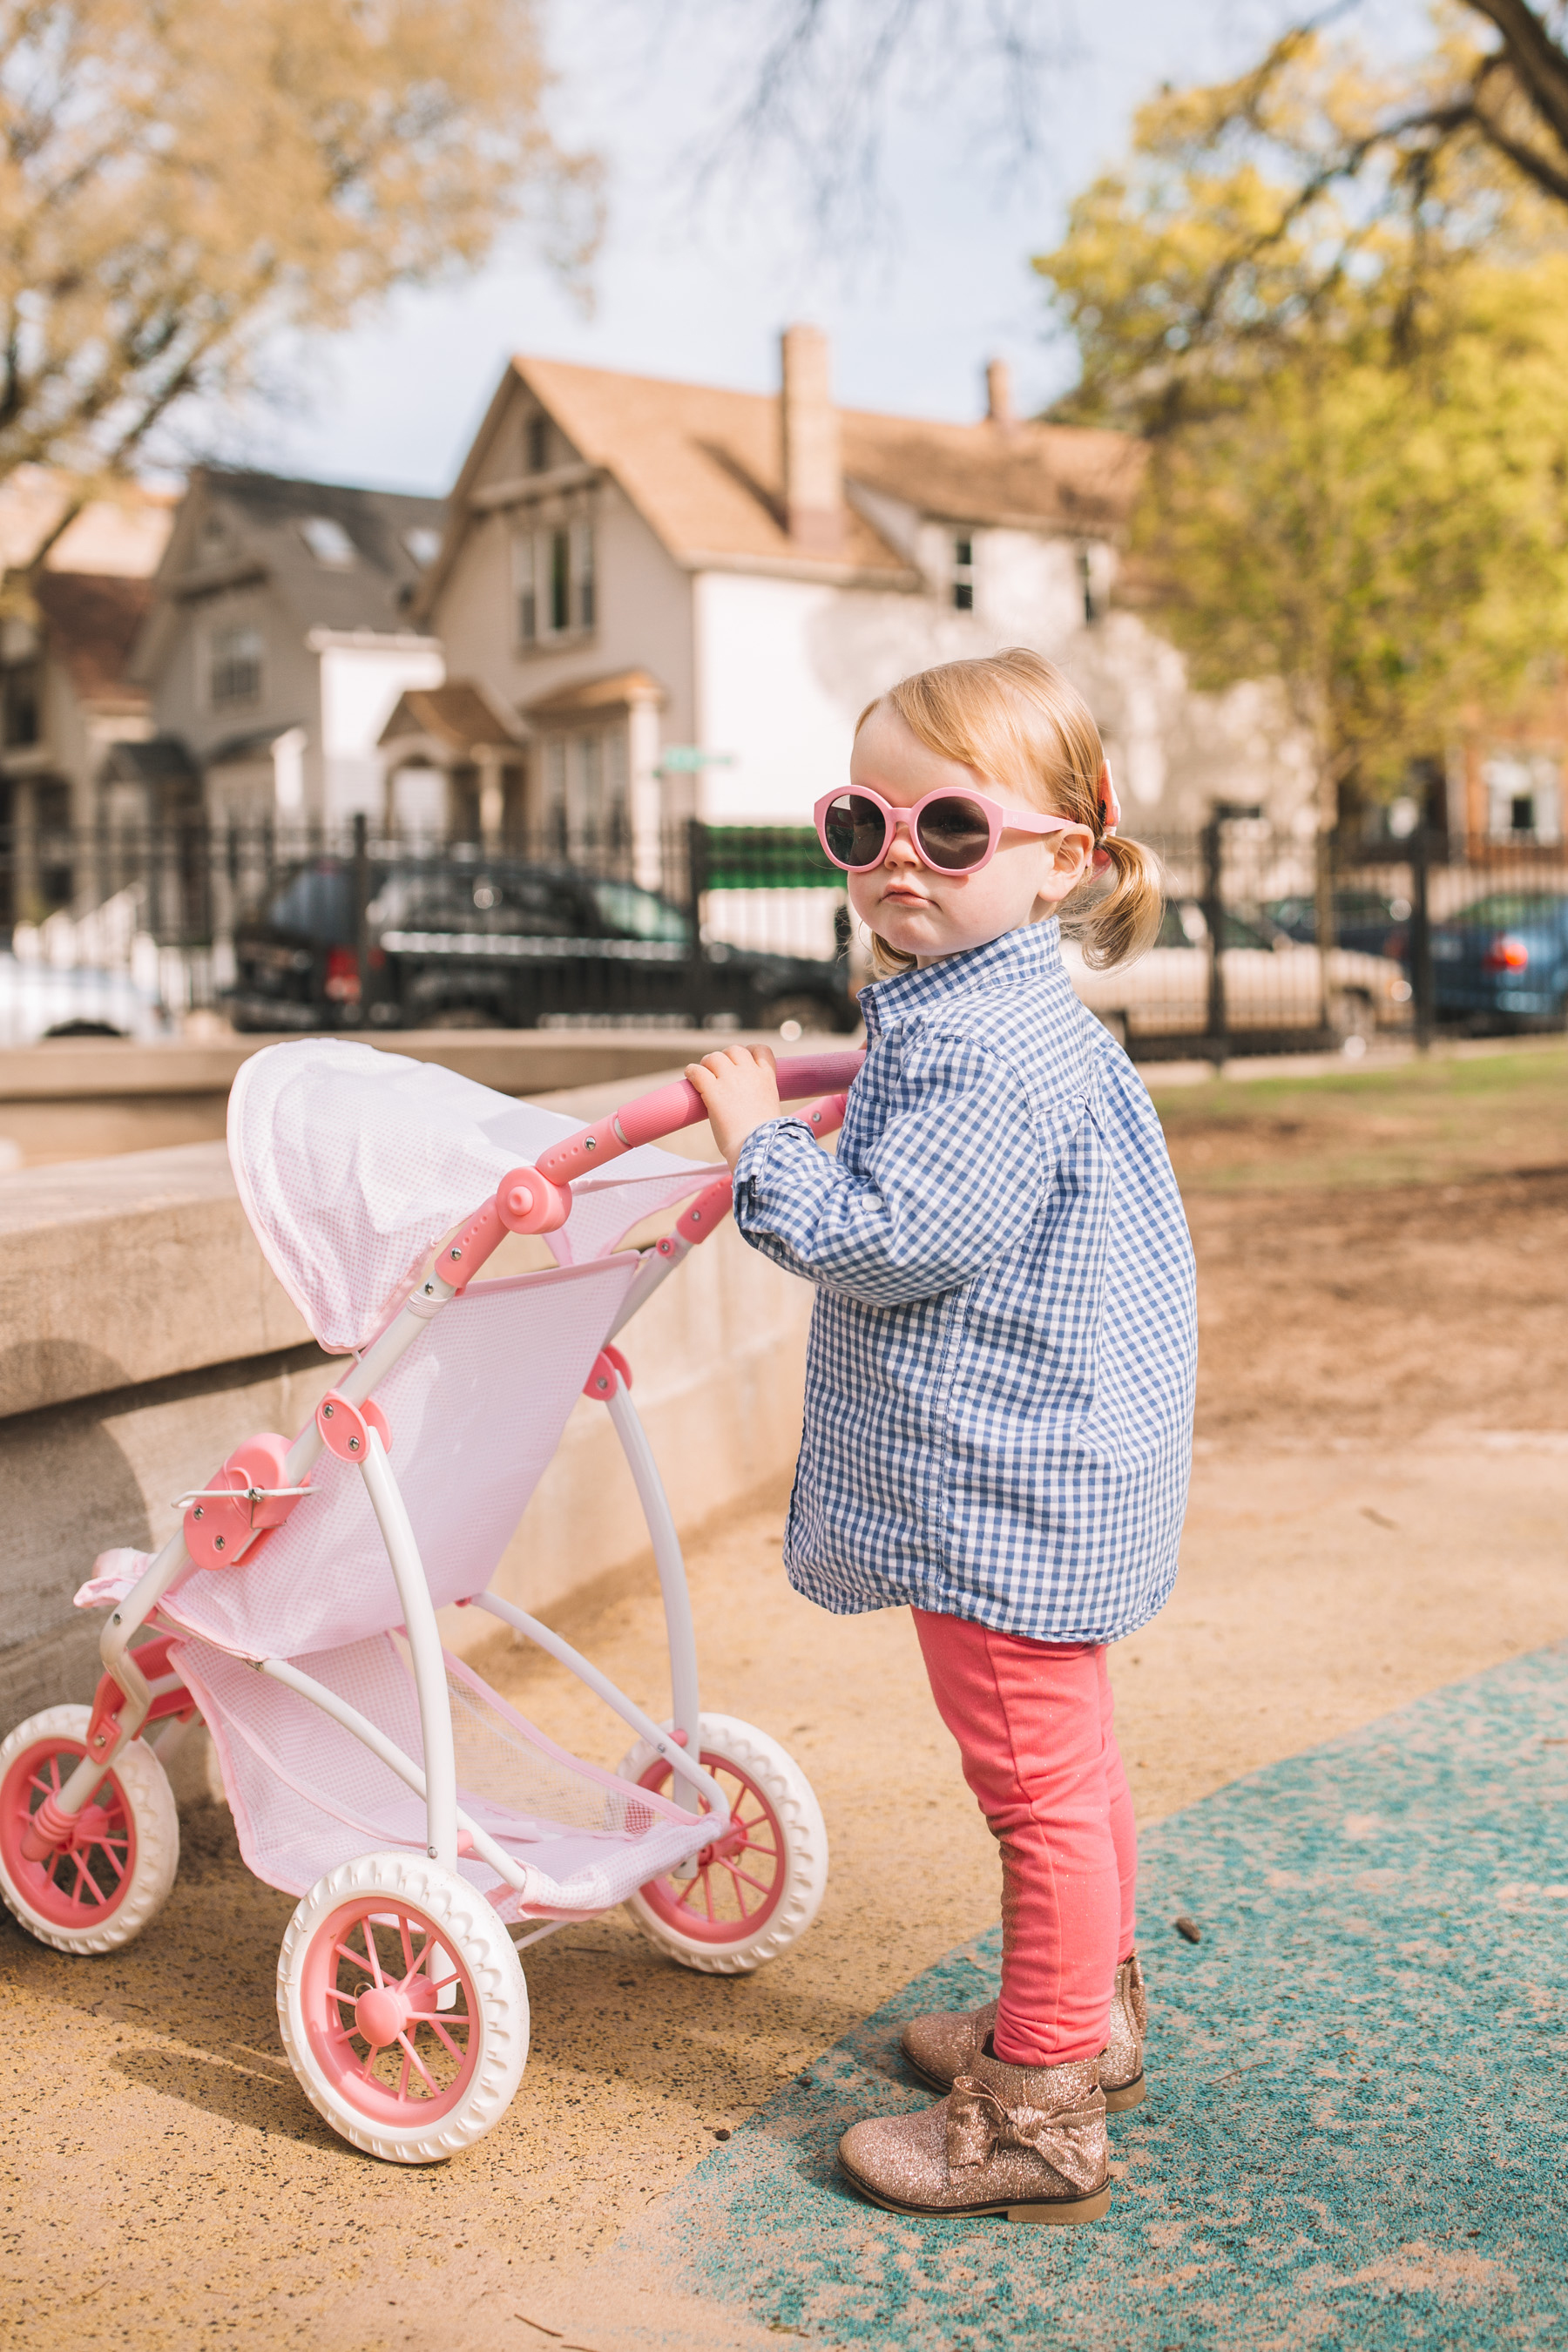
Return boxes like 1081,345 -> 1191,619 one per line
916,795 -> 991,870
822,793 -> 888,868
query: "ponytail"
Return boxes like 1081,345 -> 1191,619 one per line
1063,832 -> 1165,971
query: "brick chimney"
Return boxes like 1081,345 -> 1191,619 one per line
986,357 -> 1017,431
780,324 -> 842,557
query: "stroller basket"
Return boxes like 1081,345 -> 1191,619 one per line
178,1633 -> 709,1921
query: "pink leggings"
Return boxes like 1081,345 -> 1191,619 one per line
912,1609 -> 1137,2068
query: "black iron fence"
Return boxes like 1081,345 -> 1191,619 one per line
2,809 -> 1566,1052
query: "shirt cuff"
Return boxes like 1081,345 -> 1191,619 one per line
733,1117 -> 819,1221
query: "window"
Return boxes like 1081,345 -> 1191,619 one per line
300,515 -> 356,568
1,660 -> 40,747
402,525 -> 443,569
952,535 -> 975,612
540,727 -> 630,850
209,623 -> 264,710
514,522 -> 596,647
574,518 -> 595,629
526,413 -> 551,474
589,881 -> 689,943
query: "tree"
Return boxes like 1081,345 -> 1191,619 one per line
1243,3 -> 1568,218
611,0 -> 1073,233
0,0 -> 597,538
1037,84 -> 1568,852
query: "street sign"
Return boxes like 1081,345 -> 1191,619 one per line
655,746 -> 736,774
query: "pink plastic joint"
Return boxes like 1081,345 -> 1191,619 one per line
183,1432 -> 308,1572
496,1164 -> 572,1236
583,1343 -> 632,1402
675,1176 -> 735,1246
316,1392 -> 392,1463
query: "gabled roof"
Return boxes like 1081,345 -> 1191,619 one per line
32,572 -> 154,715
380,682 -> 520,754
435,355 -> 1140,607
522,666 -> 666,720
154,468 -> 445,641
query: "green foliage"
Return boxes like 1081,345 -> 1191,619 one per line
0,0 -> 599,500
1037,30 -> 1568,802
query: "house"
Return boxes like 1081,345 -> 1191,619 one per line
131,469 -> 446,828
401,328 -> 1312,882
0,470 -> 174,923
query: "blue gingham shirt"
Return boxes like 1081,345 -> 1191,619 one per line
733,920 -> 1197,1644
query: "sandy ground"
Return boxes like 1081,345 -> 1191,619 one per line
5,1047 -> 1568,2349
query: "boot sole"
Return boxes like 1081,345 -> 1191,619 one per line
839,2155 -> 1111,2226
902,2053 -> 1147,2114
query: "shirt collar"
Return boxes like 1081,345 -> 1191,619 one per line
860,917 -> 1063,1036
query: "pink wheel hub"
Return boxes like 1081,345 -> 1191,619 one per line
0,1735 -> 137,1928
302,1896 -> 481,2122
637,1749 -> 786,1945
355,1984 -> 409,2048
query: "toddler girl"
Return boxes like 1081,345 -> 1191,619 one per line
687,648 -> 1196,2227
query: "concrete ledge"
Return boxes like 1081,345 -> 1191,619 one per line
0,1028 -> 814,1166
0,1064 -> 814,1728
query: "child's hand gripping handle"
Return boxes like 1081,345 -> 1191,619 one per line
662,1082 -> 852,1249
534,1048 -> 865,1184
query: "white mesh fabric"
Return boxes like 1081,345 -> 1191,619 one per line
159,1257 -> 637,1658
228,1038 -> 721,1350
174,1632 -> 717,1916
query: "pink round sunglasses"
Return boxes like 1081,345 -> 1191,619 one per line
814,784 -> 1092,876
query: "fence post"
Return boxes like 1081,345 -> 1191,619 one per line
1315,825 -> 1338,1039
1201,811 -> 1227,1068
352,811 -> 371,1025
683,816 -> 709,1031
1409,824 -> 1435,1053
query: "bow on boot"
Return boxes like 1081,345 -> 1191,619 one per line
947,2077 -> 1106,2192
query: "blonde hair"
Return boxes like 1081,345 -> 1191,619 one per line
853,647 -> 1163,979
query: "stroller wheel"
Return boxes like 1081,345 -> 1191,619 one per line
618,1713 -> 828,1976
0,1706 -> 179,1955
276,1851 -> 529,2163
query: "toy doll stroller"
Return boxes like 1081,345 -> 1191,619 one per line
0,1037 -> 861,2163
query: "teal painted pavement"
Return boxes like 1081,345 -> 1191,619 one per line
626,1642 -> 1568,2349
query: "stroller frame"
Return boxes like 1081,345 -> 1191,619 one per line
1,1046 -> 861,2159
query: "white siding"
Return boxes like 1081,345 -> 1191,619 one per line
319,640 -> 443,820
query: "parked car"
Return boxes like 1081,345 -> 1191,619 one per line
1264,888 -> 1412,964
1429,891 -> 1568,1029
228,854 -> 858,1035
1063,900 -> 1413,1048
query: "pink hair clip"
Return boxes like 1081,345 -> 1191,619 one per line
1092,760 -> 1121,872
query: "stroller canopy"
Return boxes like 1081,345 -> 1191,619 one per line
229,1039 -> 721,1352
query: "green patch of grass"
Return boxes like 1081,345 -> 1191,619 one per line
1150,1039 -> 1568,1192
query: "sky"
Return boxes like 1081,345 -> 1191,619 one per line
226,0 -> 1423,497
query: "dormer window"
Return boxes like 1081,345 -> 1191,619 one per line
300,515 -> 356,568
952,535 -> 975,612
402,525 -> 443,570
526,413 -> 551,475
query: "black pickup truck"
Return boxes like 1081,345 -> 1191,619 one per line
228,854 -> 858,1036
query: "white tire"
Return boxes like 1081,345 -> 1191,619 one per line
0,1705 -> 179,1956
277,1851 -> 529,2163
617,1713 -> 828,1976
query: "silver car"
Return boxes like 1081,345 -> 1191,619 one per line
1063,900 -> 1412,1049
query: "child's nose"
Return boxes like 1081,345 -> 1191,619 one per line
882,820 -> 921,868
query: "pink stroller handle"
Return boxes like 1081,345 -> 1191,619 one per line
535,1048 -> 865,1185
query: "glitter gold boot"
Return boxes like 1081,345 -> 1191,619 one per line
838,2049 -> 1110,2224
899,1949 -> 1147,2112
